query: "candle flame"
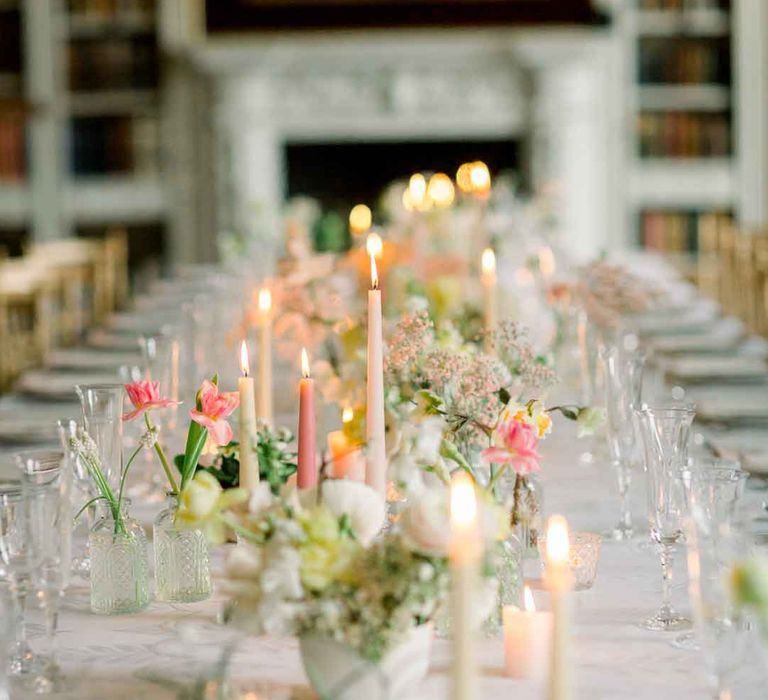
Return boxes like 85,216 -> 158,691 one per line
258,287 -> 272,313
546,514 -> 570,564
342,406 -> 354,424
366,231 -> 383,259
450,471 -> 477,529
469,161 -> 491,193
481,247 -> 496,276
524,586 -> 536,613
427,172 -> 455,208
240,340 -> 250,377
370,254 -> 379,290
538,246 -> 556,279
349,203 -> 372,235
301,348 -> 311,379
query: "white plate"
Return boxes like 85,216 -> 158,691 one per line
86,329 -> 141,352
46,348 -> 141,371
650,317 -> 745,354
15,369 -> 121,400
630,299 -> 720,335
661,355 -> 768,381
706,430 -> 768,475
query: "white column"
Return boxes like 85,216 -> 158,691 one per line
734,0 -> 768,228
213,73 -> 283,275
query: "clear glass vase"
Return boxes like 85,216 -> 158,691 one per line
153,494 -> 212,603
483,531 -> 523,636
89,501 -> 150,615
509,474 -> 543,559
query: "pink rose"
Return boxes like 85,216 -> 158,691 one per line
481,418 -> 541,476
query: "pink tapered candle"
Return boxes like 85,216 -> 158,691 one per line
366,254 -> 387,496
297,348 -> 317,489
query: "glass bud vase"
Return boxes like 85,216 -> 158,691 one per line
153,493 -> 212,603
510,474 -> 543,559
483,531 -> 523,637
89,501 -> 150,615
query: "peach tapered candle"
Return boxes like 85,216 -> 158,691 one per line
297,348 -> 317,489
256,287 -> 274,426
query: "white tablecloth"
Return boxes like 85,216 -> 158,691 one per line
14,421 -> 766,700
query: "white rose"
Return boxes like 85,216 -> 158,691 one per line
401,487 -> 451,557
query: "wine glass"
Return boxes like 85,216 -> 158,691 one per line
16,450 -> 71,694
602,343 -> 645,540
636,403 -> 695,631
0,480 -> 40,676
75,384 -> 124,492
674,459 -> 747,651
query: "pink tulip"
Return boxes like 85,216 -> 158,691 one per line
123,380 -> 180,421
189,379 -> 240,445
481,418 -> 541,476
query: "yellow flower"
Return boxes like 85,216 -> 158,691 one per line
535,412 -> 552,438
300,506 -> 340,544
299,538 -> 360,592
176,471 -> 247,543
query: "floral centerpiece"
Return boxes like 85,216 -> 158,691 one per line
178,473 -> 506,699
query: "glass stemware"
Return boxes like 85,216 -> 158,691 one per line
75,384 -> 124,492
0,481 -> 38,676
673,460 -> 747,651
57,419 -> 92,579
602,344 -> 645,540
16,450 -> 71,694
636,403 -> 696,631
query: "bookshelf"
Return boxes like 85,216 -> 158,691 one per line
0,0 -> 170,271
623,0 -> 738,261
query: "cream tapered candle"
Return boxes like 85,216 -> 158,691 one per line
481,248 -> 497,353
545,515 -> 575,700
366,254 -> 387,496
449,472 -> 483,700
256,287 -> 273,426
238,340 -> 259,490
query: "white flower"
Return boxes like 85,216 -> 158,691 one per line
577,407 -> 605,438
248,481 -> 274,515
405,295 -> 429,313
400,487 -> 451,556
298,480 -> 386,545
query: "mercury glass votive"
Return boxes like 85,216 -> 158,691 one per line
539,532 -> 602,590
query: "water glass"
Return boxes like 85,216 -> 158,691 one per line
637,403 -> 696,631
16,450 -> 71,694
0,481 -> 38,676
75,384 -> 124,492
602,344 -> 645,540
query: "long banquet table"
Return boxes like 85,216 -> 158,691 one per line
13,421 -> 764,700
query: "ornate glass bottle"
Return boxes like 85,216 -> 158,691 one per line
153,493 -> 212,603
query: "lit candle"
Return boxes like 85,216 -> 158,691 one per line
238,340 -> 259,490
366,255 -> 387,496
538,246 -> 556,281
481,247 -> 497,353
427,172 -> 455,209
449,471 -> 483,700
545,515 -> 574,700
327,407 -> 365,481
297,348 -> 317,490
256,287 -> 273,426
503,586 -> 553,679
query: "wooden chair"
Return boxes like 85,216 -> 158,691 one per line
696,213 -> 720,301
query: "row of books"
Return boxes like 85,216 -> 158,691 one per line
70,115 -> 158,175
68,0 -> 155,22
68,38 -> 158,92
0,115 -> 24,180
639,210 -> 731,252
638,39 -> 729,84
636,0 -> 730,9
637,111 -> 730,158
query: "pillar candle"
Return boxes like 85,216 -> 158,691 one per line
481,247 -> 497,354
503,587 -> 553,679
545,515 -> 574,700
449,472 -> 483,700
366,255 -> 387,495
297,348 -> 317,489
238,340 -> 259,490
256,287 -> 274,426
